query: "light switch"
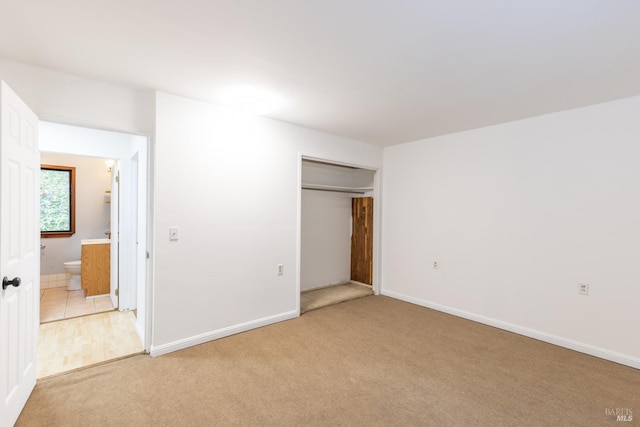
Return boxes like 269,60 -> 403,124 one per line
169,227 -> 179,241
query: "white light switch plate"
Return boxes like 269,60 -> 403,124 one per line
169,227 -> 179,241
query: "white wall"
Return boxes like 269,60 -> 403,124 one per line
0,58 -> 154,135
301,190 -> 352,291
381,95 -> 640,368
152,92 -> 382,353
39,153 -> 112,274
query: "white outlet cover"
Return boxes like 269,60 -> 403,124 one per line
578,283 -> 589,295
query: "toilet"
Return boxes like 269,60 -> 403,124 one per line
63,260 -> 82,290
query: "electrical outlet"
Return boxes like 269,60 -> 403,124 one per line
578,283 -> 589,296
433,261 -> 438,270
277,264 -> 284,276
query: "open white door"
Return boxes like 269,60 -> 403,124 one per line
0,81 -> 39,426
110,161 -> 120,309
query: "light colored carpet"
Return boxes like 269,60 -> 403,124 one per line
300,281 -> 373,313
17,296 -> 640,426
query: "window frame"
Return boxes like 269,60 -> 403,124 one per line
40,164 -> 76,238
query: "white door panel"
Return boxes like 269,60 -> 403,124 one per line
0,81 -> 39,427
110,161 -> 119,309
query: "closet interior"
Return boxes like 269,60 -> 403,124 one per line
300,159 -> 376,313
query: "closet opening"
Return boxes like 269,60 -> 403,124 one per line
299,158 -> 377,313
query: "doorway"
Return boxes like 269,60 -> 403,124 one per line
299,157 -> 377,313
351,196 -> 373,285
37,121 -> 150,377
39,152 -> 118,321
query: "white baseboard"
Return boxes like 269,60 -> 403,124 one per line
381,289 -> 640,370
149,310 -> 298,357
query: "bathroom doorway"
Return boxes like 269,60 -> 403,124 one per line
37,121 -> 150,377
39,152 -> 118,322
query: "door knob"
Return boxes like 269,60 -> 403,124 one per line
2,276 -> 21,290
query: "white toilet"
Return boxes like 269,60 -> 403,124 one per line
63,260 -> 82,290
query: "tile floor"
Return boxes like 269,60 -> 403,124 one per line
40,273 -> 71,289
40,286 -> 115,323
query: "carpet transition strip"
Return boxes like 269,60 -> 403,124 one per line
300,281 -> 373,313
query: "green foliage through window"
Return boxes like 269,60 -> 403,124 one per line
41,165 -> 75,237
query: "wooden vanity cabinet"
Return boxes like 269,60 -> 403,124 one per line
81,242 -> 110,296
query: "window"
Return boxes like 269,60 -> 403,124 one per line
40,164 -> 76,238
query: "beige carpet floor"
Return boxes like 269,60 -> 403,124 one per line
300,281 -> 374,313
18,296 -> 640,426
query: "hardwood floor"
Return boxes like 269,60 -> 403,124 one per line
37,310 -> 144,378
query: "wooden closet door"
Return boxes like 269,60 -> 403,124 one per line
351,197 -> 373,285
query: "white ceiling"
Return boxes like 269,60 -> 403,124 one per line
1,0 -> 639,146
